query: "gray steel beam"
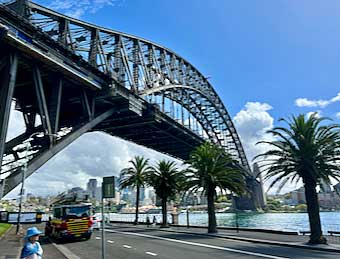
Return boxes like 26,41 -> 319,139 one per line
32,65 -> 53,143
0,53 -> 17,170
88,29 -> 98,67
53,78 -> 63,134
1,108 -> 115,197
81,89 -> 92,120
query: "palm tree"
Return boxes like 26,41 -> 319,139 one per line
256,113 -> 340,244
120,156 -> 152,224
186,142 -> 247,233
147,160 -> 183,227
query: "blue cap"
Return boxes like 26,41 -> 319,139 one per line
25,227 -> 42,239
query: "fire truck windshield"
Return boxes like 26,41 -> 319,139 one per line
63,205 -> 91,219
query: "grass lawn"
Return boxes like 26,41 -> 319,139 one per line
0,223 -> 11,237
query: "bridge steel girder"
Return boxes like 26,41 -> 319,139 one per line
0,53 -> 18,170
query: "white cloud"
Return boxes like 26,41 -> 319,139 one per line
335,112 -> 340,118
306,110 -> 322,119
47,0 -> 120,18
6,102 -> 25,141
233,102 -> 275,163
233,102 -> 302,194
295,92 -> 340,108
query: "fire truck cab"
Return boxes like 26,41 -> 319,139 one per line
45,203 -> 94,241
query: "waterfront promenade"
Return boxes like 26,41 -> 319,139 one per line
1,223 -> 340,259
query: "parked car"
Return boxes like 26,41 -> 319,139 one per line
92,216 -> 101,230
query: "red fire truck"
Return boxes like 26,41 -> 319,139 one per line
45,203 -> 94,241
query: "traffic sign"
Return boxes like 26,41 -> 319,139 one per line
102,176 -> 115,198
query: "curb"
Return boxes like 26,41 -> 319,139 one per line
157,228 -> 340,254
51,242 -> 81,259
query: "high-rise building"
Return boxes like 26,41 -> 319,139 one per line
139,187 -> 145,202
87,179 -> 98,199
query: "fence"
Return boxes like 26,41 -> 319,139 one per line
0,211 -> 45,224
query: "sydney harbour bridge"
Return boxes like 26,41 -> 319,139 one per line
0,0 -> 265,210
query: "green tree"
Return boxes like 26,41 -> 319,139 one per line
120,156 -> 152,224
256,113 -> 340,244
147,160 -> 183,227
186,142 -> 247,233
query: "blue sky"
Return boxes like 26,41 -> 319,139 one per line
4,0 -> 340,197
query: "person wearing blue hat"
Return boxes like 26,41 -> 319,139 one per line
20,227 -> 43,259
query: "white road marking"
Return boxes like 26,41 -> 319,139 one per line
95,237 -> 101,240
146,251 -> 158,256
123,245 -> 132,249
107,240 -> 115,243
106,229 -> 289,259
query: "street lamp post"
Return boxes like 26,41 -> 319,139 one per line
15,132 -> 56,234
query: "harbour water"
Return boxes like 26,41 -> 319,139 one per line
106,211 -> 340,233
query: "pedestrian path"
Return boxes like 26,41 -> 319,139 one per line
0,225 -> 22,259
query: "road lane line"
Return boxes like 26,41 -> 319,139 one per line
107,240 -> 114,243
123,245 -> 132,249
106,229 -> 289,259
95,237 -> 101,240
146,251 -> 158,256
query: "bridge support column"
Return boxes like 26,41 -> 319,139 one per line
235,178 -> 266,211
0,53 -> 18,171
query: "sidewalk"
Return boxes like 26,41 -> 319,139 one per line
0,224 -> 67,259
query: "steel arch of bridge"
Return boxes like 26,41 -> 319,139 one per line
26,1 -> 249,169
0,1 -> 255,200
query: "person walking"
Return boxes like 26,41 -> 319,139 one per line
152,215 -> 157,227
146,215 -> 150,227
20,227 -> 43,259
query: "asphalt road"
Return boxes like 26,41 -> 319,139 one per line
56,225 -> 340,259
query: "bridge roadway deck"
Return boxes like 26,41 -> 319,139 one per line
93,100 -> 204,160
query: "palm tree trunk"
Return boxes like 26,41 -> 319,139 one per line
134,186 -> 140,225
304,179 -> 327,244
161,198 -> 168,227
207,187 -> 217,233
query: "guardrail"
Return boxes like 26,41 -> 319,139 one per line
329,231 -> 340,236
